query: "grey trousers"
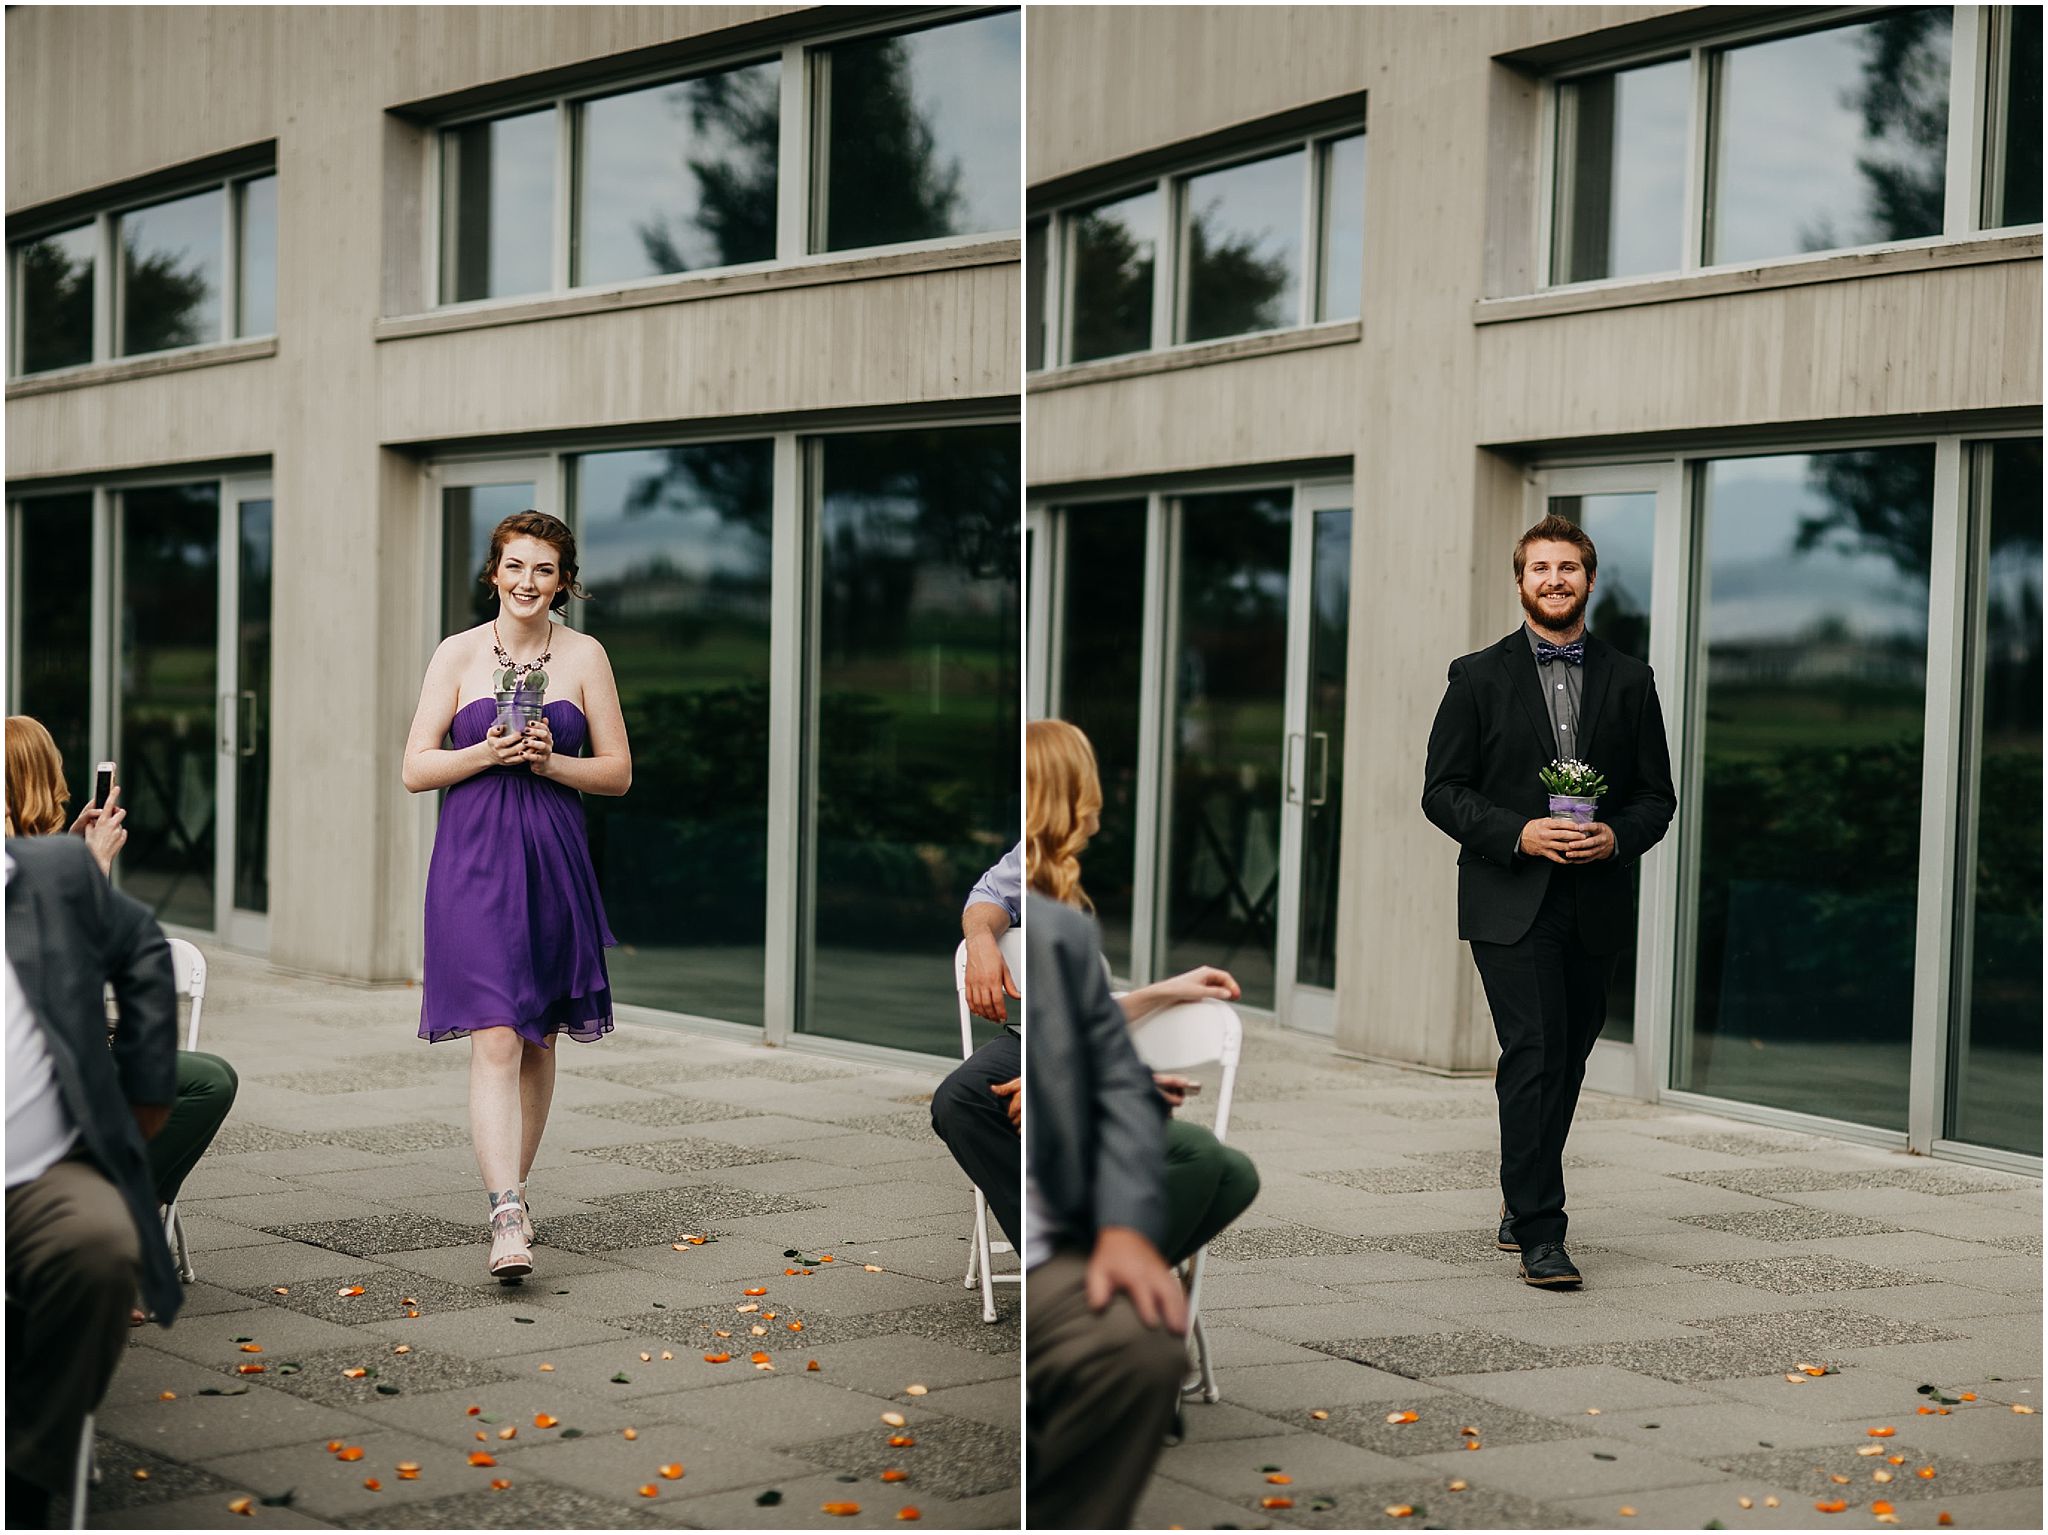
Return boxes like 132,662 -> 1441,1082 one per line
6,1154 -> 142,1492
1026,1249 -> 1188,1529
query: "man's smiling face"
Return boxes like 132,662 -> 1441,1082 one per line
1517,539 -> 1593,637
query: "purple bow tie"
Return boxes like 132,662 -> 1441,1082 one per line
1535,639 -> 1585,666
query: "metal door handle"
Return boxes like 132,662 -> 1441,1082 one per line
239,691 -> 259,759
1284,732 -> 1305,804
1310,731 -> 1330,807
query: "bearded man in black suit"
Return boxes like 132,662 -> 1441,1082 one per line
1422,515 -> 1676,1286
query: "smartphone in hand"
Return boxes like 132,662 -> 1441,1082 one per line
93,761 -> 116,810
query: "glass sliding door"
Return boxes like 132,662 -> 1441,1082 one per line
807,425 -> 1020,1052
116,483 -> 221,931
220,477 -> 273,948
1948,438 -> 2042,1156
1160,489 -> 1292,1010
1052,499 -> 1147,976
1675,446 -> 1937,1131
10,494 -> 96,813
1275,484 -> 1351,1034
574,443 -> 774,1027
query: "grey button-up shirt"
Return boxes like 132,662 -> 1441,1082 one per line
1525,623 -> 1584,763
1510,625 -> 1588,861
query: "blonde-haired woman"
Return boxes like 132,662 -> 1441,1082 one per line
5,714 -> 126,872
1026,719 -> 1260,1267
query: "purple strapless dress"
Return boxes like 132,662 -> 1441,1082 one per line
419,698 -> 616,1047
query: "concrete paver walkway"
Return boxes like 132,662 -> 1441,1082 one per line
1145,1024 -> 2042,1531
73,952 -> 1017,1530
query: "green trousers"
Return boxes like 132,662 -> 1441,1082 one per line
1161,1118 -> 1259,1265
149,1051 -> 238,1207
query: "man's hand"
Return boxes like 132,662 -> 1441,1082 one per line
1084,1226 -> 1189,1334
963,929 -> 1019,1023
991,1076 -> 1021,1133
1153,1073 -> 1200,1110
1151,966 -> 1240,1006
1563,820 -> 1616,862
1518,817 -> 1588,864
131,1103 -> 171,1141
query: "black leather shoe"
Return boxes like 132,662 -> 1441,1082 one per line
1496,1202 -> 1518,1252
1519,1241 -> 1582,1286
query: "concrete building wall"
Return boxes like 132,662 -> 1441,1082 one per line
8,5 -> 1017,986
1024,4 -> 2043,1076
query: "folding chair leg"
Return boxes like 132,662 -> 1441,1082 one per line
170,1204 -> 194,1283
976,1203 -> 998,1325
965,1195 -> 984,1289
1193,1313 -> 1219,1403
70,1412 -> 93,1529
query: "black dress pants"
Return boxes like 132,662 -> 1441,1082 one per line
1469,872 -> 1615,1250
931,1031 -> 1021,1247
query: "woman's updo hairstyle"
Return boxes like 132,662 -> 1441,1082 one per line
481,511 -> 590,613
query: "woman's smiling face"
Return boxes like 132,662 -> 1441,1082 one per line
492,536 -> 564,620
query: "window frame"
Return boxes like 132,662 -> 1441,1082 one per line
1536,5 -> 2038,294
1032,117 -> 1368,372
423,4 -> 1021,315
8,163 -> 277,379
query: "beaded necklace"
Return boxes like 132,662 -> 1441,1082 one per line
491,619 -> 552,696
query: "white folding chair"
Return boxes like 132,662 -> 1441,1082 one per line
1128,997 -> 1243,1404
954,928 -> 1025,1323
161,937 -> 208,1283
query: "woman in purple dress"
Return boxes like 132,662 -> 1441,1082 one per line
403,511 -> 631,1280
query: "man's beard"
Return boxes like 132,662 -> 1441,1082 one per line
1520,583 -> 1588,633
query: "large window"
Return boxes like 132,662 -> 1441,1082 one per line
1949,438 -> 2041,1155
1033,120 -> 1365,368
434,8 -> 1019,307
9,169 -> 277,376
9,495 -> 95,812
1546,6 -> 2040,287
809,426 -> 1020,1051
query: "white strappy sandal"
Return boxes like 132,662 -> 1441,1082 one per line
488,1193 -> 532,1282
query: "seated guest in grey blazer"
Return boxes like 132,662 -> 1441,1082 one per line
1026,890 -> 1189,1530
5,836 -> 181,1530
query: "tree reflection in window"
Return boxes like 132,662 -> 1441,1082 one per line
818,11 -> 1020,253
1067,188 -> 1156,363
18,226 -> 94,373
581,62 -> 779,285
119,190 -> 223,356
1181,150 -> 1302,343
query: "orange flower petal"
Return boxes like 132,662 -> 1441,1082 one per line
822,1503 -> 861,1517
1867,1426 -> 1896,1437
392,1344 -> 411,1355
882,1411 -> 907,1427
1261,1495 -> 1295,1509
337,1447 -> 365,1462
1938,1514 -> 1954,1526
1872,1502 -> 1895,1516
537,1363 -> 554,1372
474,1431 -> 487,1442
1376,1504 -> 1404,1518
338,1286 -> 365,1297
881,1469 -> 908,1483
1888,1456 -> 1906,1465
397,1463 -> 420,1474
789,1321 -> 805,1331
659,1464 -> 684,1480
238,1343 -> 263,1354
271,1287 -> 289,1295
468,1452 -> 496,1467
158,1392 -> 176,1401
466,1405 -> 482,1416
1918,1467 -> 1937,1480
744,1287 -> 767,1296
1816,1499 -> 1847,1513
1310,1409 -> 1329,1420
534,1414 -> 559,1428
1618,1508 -> 1637,1518
490,1479 -> 511,1491
236,1364 -> 266,1375
638,1484 -> 659,1498
326,1441 -> 344,1453
704,1353 -> 731,1364
363,1479 -> 381,1491
821,1254 -> 835,1262
131,1469 -> 150,1482
620,1428 -> 635,1441
808,1359 -> 822,1372
341,1368 -> 366,1379
889,1435 -> 916,1447
1959,1393 -> 1976,1402
227,1496 -> 254,1516
661,1351 -> 674,1360
750,1352 -> 772,1364
1266,1474 -> 1292,1484
896,1511 -> 920,1523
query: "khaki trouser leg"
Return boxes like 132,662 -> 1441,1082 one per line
6,1155 -> 142,1492
1026,1249 -> 1188,1529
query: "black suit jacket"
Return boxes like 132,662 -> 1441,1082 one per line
1421,629 -> 1676,951
5,835 -> 183,1322
1024,894 -> 1169,1254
